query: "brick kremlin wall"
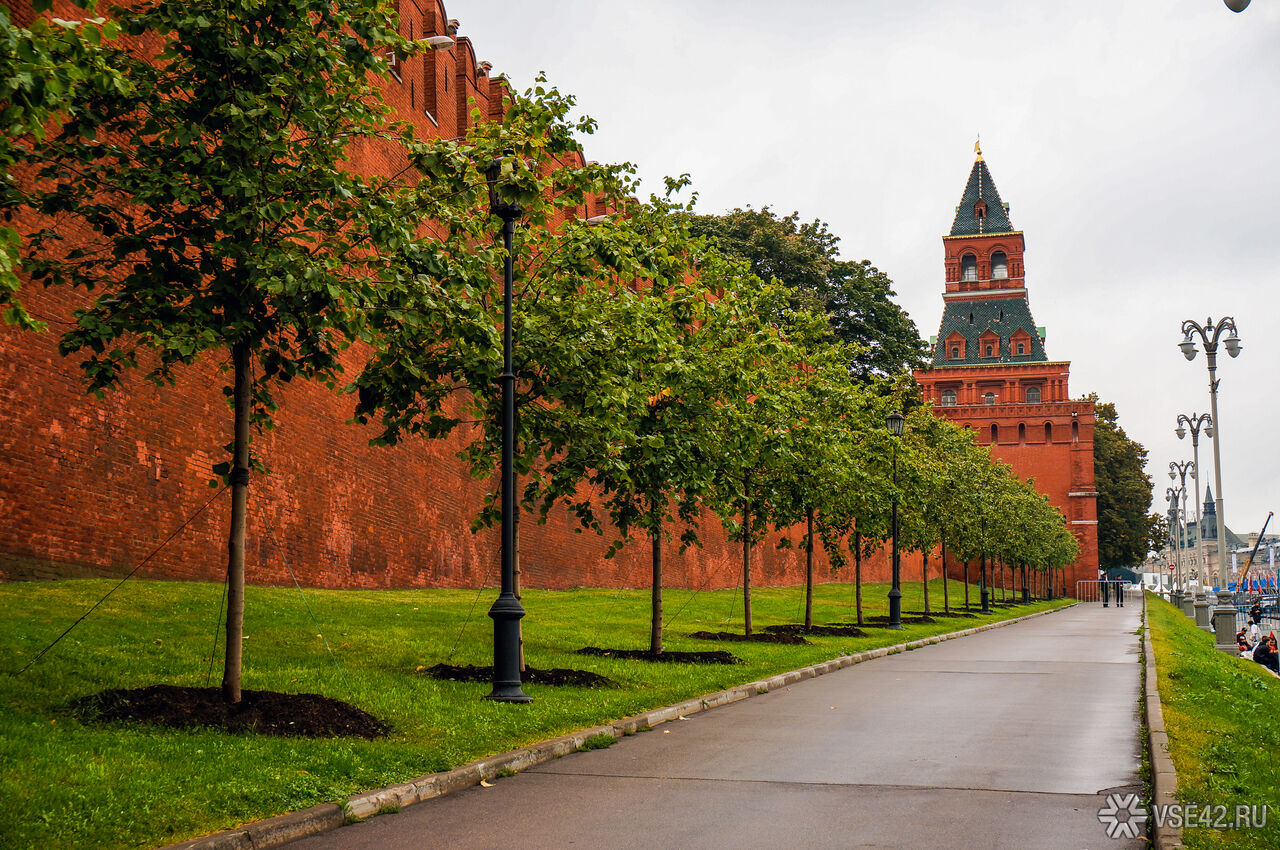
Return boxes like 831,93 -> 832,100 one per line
1,0 -> 893,591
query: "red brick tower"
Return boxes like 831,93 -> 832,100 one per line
915,145 -> 1099,592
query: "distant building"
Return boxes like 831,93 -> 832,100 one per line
1160,486 -> 1250,587
915,147 -> 1099,591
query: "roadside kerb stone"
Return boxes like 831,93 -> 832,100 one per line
1143,595 -> 1184,850
162,601 -> 1077,850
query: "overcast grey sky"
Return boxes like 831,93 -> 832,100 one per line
453,0 -> 1280,541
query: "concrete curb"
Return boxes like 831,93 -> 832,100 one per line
1143,595 -> 1184,850
164,600 -> 1078,850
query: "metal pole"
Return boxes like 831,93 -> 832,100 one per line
980,519 -> 990,613
1191,435 -> 1205,592
889,441 -> 902,629
487,213 -> 531,703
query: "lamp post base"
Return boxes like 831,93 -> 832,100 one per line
487,592 -> 532,703
1212,592 -> 1239,655
980,587 -> 990,614
1194,592 -> 1212,633
887,586 -> 903,630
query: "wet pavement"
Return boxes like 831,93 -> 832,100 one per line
287,601 -> 1144,849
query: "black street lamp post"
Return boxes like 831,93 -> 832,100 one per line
485,149 -> 531,703
885,414 -> 906,627
887,412 -> 905,629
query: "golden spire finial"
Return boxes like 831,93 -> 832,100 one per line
974,138 -> 983,161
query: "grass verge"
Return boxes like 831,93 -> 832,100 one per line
1146,593 -> 1280,848
1,577 -> 1067,849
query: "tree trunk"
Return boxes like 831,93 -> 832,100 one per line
853,530 -> 864,626
222,341 -> 251,704
922,551 -> 930,615
650,511 -> 663,654
963,558 -> 971,609
804,507 -> 815,630
941,532 -> 950,614
742,475 -> 753,637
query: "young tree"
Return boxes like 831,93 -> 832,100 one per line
16,0 -> 421,702
559,269 -> 790,652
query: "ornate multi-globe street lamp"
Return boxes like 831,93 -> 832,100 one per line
484,149 -> 531,702
1165,495 -> 1180,604
1179,316 -> 1243,653
1166,485 -> 1187,610
1170,461 -> 1207,626
1175,413 -> 1213,601
886,412 -> 905,629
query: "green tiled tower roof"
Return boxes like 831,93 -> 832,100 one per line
932,297 -> 1046,366
950,153 -> 1013,236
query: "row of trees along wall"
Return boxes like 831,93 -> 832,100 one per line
1,0 -> 1082,640
1,0 -> 877,593
3,0 -> 1087,706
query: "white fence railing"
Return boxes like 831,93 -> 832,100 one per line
1074,580 -> 1137,605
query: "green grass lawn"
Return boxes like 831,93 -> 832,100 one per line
0,577 -> 1066,849
1147,594 -> 1280,848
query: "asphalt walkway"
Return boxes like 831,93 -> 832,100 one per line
287,600 -> 1144,849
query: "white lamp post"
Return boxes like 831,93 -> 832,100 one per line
1179,316 -> 1242,653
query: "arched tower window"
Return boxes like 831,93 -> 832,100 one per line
992,251 -> 1008,279
1026,386 -> 1041,404
990,424 -> 999,443
983,392 -> 996,405
961,253 -> 978,282
1044,422 -> 1053,443
984,343 -> 995,357
1072,421 -> 1080,443
1018,423 -> 1027,445
940,389 -> 957,406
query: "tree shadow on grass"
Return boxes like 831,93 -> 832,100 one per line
575,646 -> 742,664
420,663 -> 616,688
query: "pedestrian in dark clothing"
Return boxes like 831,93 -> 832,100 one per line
1253,635 -> 1279,674
1249,601 -> 1262,625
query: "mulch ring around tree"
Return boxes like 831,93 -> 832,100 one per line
763,624 -> 868,638
686,630 -> 810,645
575,646 -> 742,665
420,663 -> 616,688
68,684 -> 390,739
